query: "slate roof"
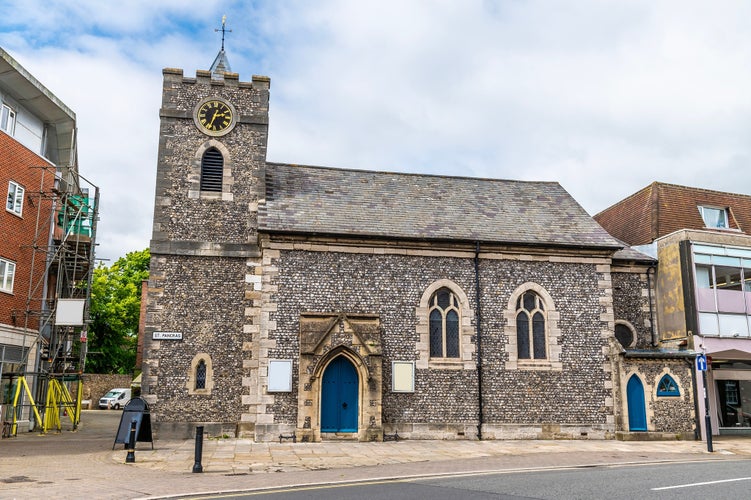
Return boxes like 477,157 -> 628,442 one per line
595,182 -> 751,246
612,245 -> 655,263
260,163 -> 623,249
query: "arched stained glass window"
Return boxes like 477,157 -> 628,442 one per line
516,291 -> 547,359
429,287 -> 460,358
195,359 -> 207,390
200,147 -> 224,192
657,374 -> 680,397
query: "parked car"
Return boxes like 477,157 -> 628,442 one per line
98,388 -> 131,410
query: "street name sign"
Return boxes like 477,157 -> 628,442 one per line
152,331 -> 183,340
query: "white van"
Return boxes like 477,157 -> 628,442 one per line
98,388 -> 132,410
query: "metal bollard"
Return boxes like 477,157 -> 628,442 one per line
193,425 -> 204,473
125,419 -> 137,463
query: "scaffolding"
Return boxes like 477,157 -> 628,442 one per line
3,164 -> 98,435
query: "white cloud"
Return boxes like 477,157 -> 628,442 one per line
3,0 -> 751,259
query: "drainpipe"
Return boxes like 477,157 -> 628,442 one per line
474,241 -> 484,440
647,264 -> 657,347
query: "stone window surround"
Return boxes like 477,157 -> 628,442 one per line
615,319 -> 637,349
188,139 -> 234,201
504,282 -> 562,371
187,352 -> 214,395
416,279 -> 475,371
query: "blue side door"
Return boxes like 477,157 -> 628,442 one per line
321,356 -> 359,432
627,374 -> 647,431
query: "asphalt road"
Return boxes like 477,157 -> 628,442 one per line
193,459 -> 751,500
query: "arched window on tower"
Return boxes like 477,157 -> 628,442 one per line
195,359 -> 207,390
429,287 -> 460,358
516,291 -> 547,359
200,147 -> 224,192
188,353 -> 213,394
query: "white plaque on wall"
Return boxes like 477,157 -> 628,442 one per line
392,361 -> 415,393
55,299 -> 86,326
268,359 -> 293,392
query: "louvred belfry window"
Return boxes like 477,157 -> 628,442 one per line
200,147 -> 223,192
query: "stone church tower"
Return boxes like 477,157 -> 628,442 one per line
143,61 -> 270,437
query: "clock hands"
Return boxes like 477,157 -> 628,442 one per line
207,110 -> 227,130
207,110 -> 219,129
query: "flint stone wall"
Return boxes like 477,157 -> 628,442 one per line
144,254 -> 247,431
612,271 -> 654,348
622,358 -> 695,437
267,248 -> 612,437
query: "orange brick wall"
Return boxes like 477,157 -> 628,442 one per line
0,131 -> 56,331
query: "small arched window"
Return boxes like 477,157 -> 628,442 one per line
188,353 -> 213,394
657,374 -> 680,397
516,291 -> 546,359
200,147 -> 224,192
195,359 -> 207,390
615,323 -> 635,348
429,287 -> 460,358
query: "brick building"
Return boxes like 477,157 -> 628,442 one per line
1,47 -> 75,416
1,47 -> 96,429
143,57 -> 695,442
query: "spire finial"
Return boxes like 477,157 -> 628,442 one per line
215,15 -> 232,51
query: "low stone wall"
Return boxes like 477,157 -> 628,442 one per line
82,374 -> 134,408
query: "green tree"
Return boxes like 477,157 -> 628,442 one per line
86,248 -> 149,374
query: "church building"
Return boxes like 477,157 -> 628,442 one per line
142,50 -> 696,442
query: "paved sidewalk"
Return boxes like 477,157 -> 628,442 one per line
116,434 -> 751,474
2,411 -> 751,500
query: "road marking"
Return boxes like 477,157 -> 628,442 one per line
652,477 -> 751,491
135,459 -> 744,500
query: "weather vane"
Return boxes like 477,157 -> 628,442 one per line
215,15 -> 232,51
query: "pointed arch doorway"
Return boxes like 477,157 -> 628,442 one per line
321,356 -> 359,432
627,374 -> 647,431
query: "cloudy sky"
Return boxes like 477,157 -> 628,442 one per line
2,0 -> 751,262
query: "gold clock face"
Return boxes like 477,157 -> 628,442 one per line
196,99 -> 235,135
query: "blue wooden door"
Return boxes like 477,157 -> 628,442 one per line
321,356 -> 359,432
627,374 -> 647,431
